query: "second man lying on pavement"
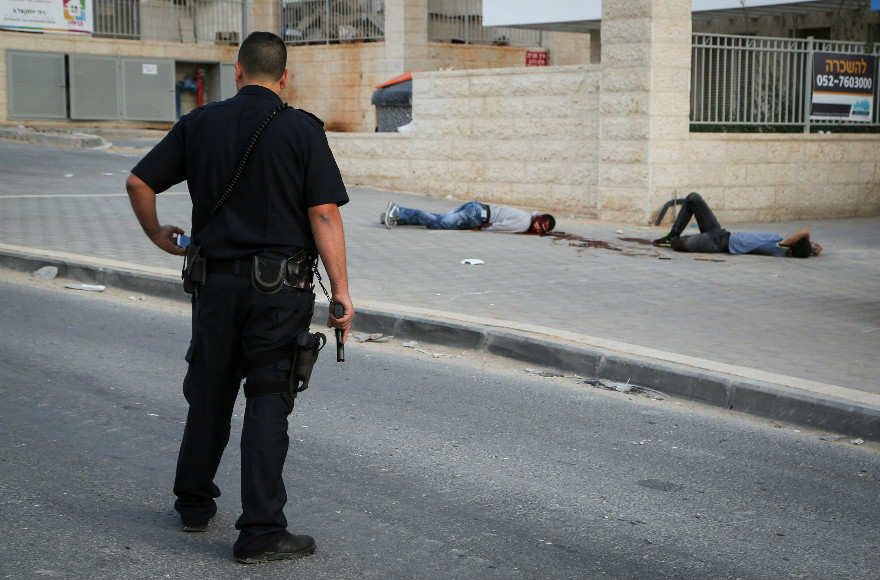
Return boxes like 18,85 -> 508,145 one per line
381,200 -> 555,234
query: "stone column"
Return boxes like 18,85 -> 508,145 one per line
598,0 -> 692,224
384,0 -> 429,73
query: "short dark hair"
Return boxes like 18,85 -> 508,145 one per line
790,237 -> 813,258
542,214 -> 556,232
238,31 -> 287,81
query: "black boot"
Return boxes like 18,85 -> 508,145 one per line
235,531 -> 316,564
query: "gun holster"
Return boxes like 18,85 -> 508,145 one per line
182,244 -> 206,295
290,331 -> 326,395
243,330 -> 326,399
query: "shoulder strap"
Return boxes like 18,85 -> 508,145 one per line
195,103 -> 290,233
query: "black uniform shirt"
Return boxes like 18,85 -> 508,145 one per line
131,85 -> 348,260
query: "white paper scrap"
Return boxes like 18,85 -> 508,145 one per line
64,283 -> 106,292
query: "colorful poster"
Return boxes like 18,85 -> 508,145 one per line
810,52 -> 876,122
0,0 -> 92,34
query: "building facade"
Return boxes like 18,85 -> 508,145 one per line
0,0 -> 558,131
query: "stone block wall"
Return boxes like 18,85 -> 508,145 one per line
675,133 -> 880,224
329,64 -> 602,215
425,43 -> 544,70
287,42 -> 536,133
285,42 -> 387,133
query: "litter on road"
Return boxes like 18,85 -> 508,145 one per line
520,368 -> 565,377
585,378 -> 669,399
351,332 -> 392,343
402,341 -> 463,358
64,283 -> 105,292
32,266 -> 58,280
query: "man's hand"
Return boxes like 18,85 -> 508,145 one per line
329,293 -> 354,343
780,227 -> 811,247
150,225 -> 187,256
126,173 -> 187,256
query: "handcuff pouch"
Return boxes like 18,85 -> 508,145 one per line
251,256 -> 285,294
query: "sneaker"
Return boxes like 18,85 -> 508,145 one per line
383,201 -> 400,229
235,532 -> 316,564
652,233 -> 679,247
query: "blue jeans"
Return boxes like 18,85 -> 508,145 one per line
671,192 -> 730,253
397,201 -> 485,229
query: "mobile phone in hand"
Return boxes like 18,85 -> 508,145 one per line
177,234 -> 191,248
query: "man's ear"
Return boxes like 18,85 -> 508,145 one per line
279,69 -> 289,90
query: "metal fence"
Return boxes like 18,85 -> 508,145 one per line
427,0 -> 541,47
93,0 -> 246,44
279,0 -> 385,45
691,33 -> 880,130
277,0 -> 540,47
92,0 -> 540,48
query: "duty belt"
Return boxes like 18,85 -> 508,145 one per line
207,251 -> 317,290
206,258 -> 250,276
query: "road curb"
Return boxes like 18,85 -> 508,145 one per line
0,126 -> 106,148
3,248 -> 878,442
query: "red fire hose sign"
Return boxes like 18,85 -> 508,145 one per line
526,51 -> 547,67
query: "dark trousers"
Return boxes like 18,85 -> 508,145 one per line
172,272 -> 314,558
671,192 -> 731,253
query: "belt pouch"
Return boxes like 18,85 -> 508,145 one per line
290,331 -> 326,395
182,244 -> 206,295
284,253 -> 316,289
251,256 -> 285,293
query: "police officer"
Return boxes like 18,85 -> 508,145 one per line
125,31 -> 353,563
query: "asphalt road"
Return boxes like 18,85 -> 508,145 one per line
1,274 -> 878,580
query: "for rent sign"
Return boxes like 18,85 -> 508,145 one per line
0,0 -> 92,34
810,52 -> 876,122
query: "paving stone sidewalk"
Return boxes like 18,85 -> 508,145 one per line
1,135 -> 879,436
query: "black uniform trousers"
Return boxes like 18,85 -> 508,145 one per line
172,271 -> 314,558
